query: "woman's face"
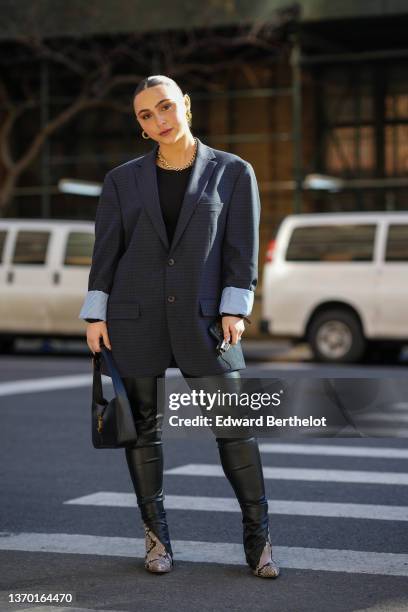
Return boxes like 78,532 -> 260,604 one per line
134,83 -> 189,144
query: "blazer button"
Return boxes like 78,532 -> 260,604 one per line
167,295 -> 176,303
168,258 -> 175,266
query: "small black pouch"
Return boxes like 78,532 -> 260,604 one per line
208,318 -> 231,356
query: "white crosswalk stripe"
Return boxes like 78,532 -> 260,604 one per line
357,412 -> 408,423
164,463 -> 408,485
65,492 -> 408,521
0,531 -> 407,577
258,442 -> 408,459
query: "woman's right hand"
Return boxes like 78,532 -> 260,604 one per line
86,321 -> 112,354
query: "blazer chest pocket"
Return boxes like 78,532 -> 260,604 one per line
107,302 -> 141,319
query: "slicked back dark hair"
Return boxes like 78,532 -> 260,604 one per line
133,75 -> 184,102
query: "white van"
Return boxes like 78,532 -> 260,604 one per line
261,212 -> 408,363
0,219 -> 94,351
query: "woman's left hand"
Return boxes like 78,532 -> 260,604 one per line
221,315 -> 245,345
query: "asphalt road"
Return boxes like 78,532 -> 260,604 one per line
1,352 -> 408,612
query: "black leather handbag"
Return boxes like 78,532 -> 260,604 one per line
91,345 -> 137,448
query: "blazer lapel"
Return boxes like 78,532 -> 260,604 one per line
134,137 -> 217,253
135,142 -> 169,251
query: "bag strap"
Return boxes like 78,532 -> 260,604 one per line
100,345 -> 128,399
92,345 -> 128,405
92,351 -> 106,405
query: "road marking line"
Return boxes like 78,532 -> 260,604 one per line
258,443 -> 408,459
0,368 -> 182,397
164,464 -> 408,485
357,413 -> 408,423
0,375 -> 94,397
0,531 -> 407,576
64,492 -> 408,521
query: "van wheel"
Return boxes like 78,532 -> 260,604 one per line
308,309 -> 365,363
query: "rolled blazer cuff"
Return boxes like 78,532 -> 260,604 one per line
219,286 -> 254,317
78,290 -> 109,321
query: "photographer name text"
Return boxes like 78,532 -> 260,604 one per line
168,415 -> 327,428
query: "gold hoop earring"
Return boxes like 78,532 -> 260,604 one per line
142,130 -> 150,139
186,109 -> 192,127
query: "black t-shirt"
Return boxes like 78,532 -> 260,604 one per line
156,164 -> 193,246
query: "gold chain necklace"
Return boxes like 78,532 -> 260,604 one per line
157,137 -> 198,171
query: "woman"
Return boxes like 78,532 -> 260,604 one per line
79,75 -> 280,578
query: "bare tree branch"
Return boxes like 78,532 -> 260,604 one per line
0,9 -> 298,212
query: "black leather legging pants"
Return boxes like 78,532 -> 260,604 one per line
122,365 -> 270,569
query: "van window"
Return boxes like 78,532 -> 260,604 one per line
285,224 -> 376,262
12,230 -> 50,264
0,230 -> 6,263
385,224 -> 408,262
64,231 -> 94,266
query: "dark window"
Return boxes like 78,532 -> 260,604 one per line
12,231 -> 50,264
314,63 -> 408,212
285,224 -> 376,262
0,231 -> 7,263
64,232 -> 94,266
385,224 -> 408,262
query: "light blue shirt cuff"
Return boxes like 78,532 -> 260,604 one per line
78,290 -> 108,320
219,286 -> 254,317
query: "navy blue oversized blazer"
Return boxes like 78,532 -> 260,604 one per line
79,137 -> 260,377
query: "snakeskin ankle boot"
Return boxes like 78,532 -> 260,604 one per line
216,437 -> 280,578
144,522 -> 173,573
252,526 -> 280,578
